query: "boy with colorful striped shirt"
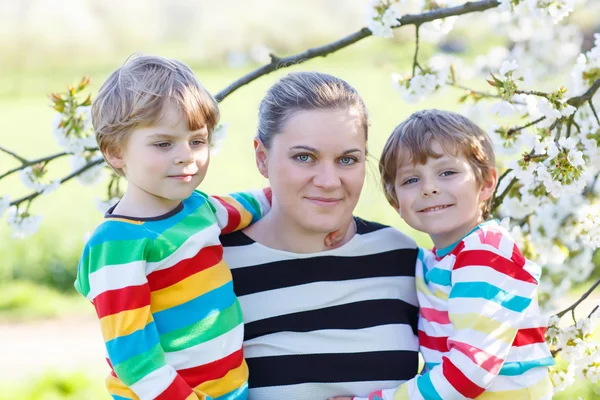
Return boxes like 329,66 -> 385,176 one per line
331,109 -> 554,400
74,54 -> 271,400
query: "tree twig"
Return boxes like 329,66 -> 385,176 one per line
412,25 -> 421,76
589,99 -> 600,126
9,158 -> 105,208
555,276 -> 600,319
0,151 -> 70,181
0,145 -> 28,164
214,0 -> 502,102
491,172 -> 517,213
567,77 -> 600,107
507,117 -> 545,136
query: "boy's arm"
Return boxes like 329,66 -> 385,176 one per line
341,242 -> 542,400
205,188 -> 272,234
75,239 -> 202,400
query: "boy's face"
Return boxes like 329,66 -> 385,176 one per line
393,140 -> 496,249
108,102 -> 210,213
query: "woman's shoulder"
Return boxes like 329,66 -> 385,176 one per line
354,216 -> 417,250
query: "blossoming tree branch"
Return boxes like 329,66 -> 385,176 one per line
1,0 -> 599,393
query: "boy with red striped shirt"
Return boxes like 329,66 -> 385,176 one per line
74,54 -> 271,400
331,109 -> 554,400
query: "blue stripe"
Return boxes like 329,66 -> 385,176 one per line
418,247 -> 430,283
426,267 -> 451,286
450,282 -> 532,312
112,396 -> 132,400
230,193 -> 260,223
416,373 -> 443,400
153,281 -> 236,334
213,382 -> 248,400
425,361 -> 440,372
500,356 -> 556,376
106,321 -> 160,365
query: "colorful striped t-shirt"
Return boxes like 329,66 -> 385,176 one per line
357,220 -> 555,400
74,189 -> 271,400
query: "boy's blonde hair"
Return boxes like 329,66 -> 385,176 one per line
379,109 -> 496,219
92,54 -> 219,175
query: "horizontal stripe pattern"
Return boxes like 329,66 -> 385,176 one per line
75,190 -> 270,399
223,218 -> 420,400
357,221 -> 554,400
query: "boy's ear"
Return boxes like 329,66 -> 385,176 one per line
104,147 -> 125,170
254,138 -> 269,179
479,167 -> 498,202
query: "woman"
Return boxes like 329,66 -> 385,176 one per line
220,72 -> 420,400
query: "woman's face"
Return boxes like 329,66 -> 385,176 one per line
256,107 -> 366,234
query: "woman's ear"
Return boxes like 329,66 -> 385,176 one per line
254,138 -> 269,179
479,167 -> 498,202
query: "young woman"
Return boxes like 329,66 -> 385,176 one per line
220,72 -> 421,400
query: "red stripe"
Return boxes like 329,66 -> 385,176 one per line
447,339 -> 503,374
477,229 -> 503,249
147,245 -> 223,291
94,284 -> 150,318
513,327 -> 547,346
420,307 -> 451,324
213,196 -> 241,234
453,250 -> 537,283
105,358 -> 117,377
155,374 -> 194,400
178,347 -> 245,387
263,187 -> 272,204
511,243 -> 526,267
442,356 -> 485,398
448,241 -> 465,257
419,330 -> 449,352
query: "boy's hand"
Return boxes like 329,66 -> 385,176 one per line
324,218 -> 355,248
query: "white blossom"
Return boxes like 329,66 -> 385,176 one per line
70,156 -> 105,186
210,123 -> 229,156
500,59 -> 519,76
366,0 -> 402,38
490,100 -> 517,117
6,207 -> 43,239
41,180 -> 61,195
0,196 -> 10,218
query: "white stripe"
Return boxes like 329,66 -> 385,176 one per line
225,226 -> 416,268
145,223 -> 222,274
244,324 -> 418,359
239,276 -> 417,324
247,380 -> 406,400
129,364 -> 176,400
206,194 -> 233,231
404,379 -> 425,400
418,318 -> 451,337
88,260 -> 147,301
451,266 -> 537,297
504,342 -> 553,362
487,367 -> 551,391
165,323 -> 243,369
420,346 -> 444,364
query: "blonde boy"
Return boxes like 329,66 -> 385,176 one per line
332,109 -> 554,400
75,55 -> 270,400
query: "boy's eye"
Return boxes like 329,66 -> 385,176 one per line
294,154 -> 314,163
339,156 -> 357,165
440,170 -> 456,177
190,139 -> 206,146
154,142 -> 171,148
403,177 -> 419,185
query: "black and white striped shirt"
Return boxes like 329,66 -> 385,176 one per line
221,217 -> 420,400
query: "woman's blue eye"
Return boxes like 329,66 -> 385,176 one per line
339,157 -> 356,165
295,154 -> 314,162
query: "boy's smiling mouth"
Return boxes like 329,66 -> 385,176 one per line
418,204 -> 453,213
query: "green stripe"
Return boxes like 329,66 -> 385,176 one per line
148,204 -> 215,262
113,343 -> 166,385
88,240 -> 149,273
160,299 -> 243,352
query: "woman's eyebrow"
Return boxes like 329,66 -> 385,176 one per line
288,146 -> 363,155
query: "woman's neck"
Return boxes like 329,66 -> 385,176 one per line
244,207 -> 356,254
